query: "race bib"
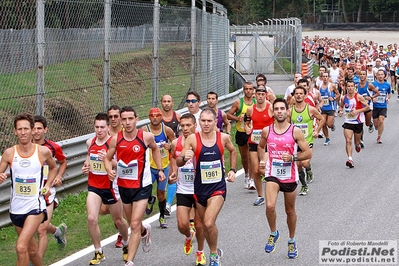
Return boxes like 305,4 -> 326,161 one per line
376,92 -> 386,103
89,153 -> 107,175
251,129 -> 262,144
43,164 -> 49,180
295,124 -> 309,138
200,160 -> 222,184
117,159 -> 138,180
271,159 -> 292,180
15,176 -> 37,197
180,168 -> 195,184
322,95 -> 329,106
345,110 -> 357,120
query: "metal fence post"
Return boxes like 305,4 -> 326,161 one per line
103,0 -> 111,112
190,0 -> 196,93
201,0 -> 207,95
152,0 -> 160,107
36,0 -> 45,116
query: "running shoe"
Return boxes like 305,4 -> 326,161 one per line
287,240 -> 298,259
209,254 -> 220,266
368,123 -> 374,133
397,95 -> 399,101
360,140 -> 365,149
331,124 -> 336,131
54,223 -> 68,250
265,230 -> 280,253
159,217 -> 169,229
346,160 -> 354,168
244,173 -> 250,189
122,246 -> 128,262
377,137 -> 382,144
323,138 -> 330,146
318,132 -> 324,138
355,144 -> 361,153
146,195 -> 156,215
165,203 -> 171,216
141,224 -> 151,253
125,261 -> 134,266
299,186 -> 309,196
190,221 -> 196,233
306,168 -> 313,183
89,251 -> 105,265
196,251 -> 206,266
184,230 -> 196,255
209,248 -> 223,266
253,197 -> 265,206
248,179 -> 256,190
115,234 -> 123,248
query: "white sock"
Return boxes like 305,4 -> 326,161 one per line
54,227 -> 61,237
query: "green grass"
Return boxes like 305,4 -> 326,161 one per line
0,43 -> 192,152
0,126 -> 243,265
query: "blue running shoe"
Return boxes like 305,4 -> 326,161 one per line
265,230 -> 280,253
209,248 -> 223,266
323,138 -> 330,146
253,197 -> 265,206
287,240 -> 298,259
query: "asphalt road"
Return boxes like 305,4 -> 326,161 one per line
51,84 -> 399,266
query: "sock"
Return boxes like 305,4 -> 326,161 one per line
95,247 -> 102,253
159,200 -> 166,217
271,230 -> 278,236
190,219 -> 194,224
289,238 -> 296,243
306,164 -> 312,172
122,239 -> 129,246
298,169 -> 306,186
54,227 -> 61,237
141,228 -> 147,237
166,183 -> 177,205
349,157 -> 353,160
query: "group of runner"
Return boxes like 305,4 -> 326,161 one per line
1,35 -> 395,266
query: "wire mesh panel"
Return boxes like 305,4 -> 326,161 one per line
0,0 -> 230,151
42,0 -> 105,141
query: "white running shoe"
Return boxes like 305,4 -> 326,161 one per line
244,173 -> 250,189
141,224 -> 151,253
248,179 -> 256,190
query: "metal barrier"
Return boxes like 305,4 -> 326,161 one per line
0,82 -> 244,228
301,59 -> 314,78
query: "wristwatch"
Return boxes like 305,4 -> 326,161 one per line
182,156 -> 187,162
292,155 -> 298,162
229,168 -> 237,173
158,168 -> 164,172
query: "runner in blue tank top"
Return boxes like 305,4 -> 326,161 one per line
357,70 -> 380,147
371,69 -> 392,144
319,72 -> 340,146
177,108 -> 237,266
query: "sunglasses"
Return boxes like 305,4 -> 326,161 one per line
186,99 -> 198,104
149,114 -> 162,118
109,115 -> 119,119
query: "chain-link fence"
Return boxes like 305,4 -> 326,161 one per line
0,0 -> 229,151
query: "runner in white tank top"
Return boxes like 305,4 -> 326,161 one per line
0,113 -> 57,266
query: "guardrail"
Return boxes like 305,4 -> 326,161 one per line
0,85 -> 244,228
